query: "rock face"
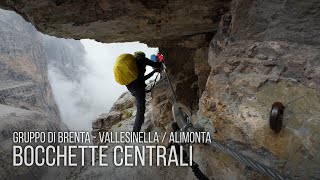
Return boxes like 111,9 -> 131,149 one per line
1,0 -> 320,179
197,0 -> 320,179
0,9 -> 60,117
150,34 -> 213,127
89,91 -> 210,180
91,92 -> 140,145
92,91 -> 156,145
43,35 -> 86,81
0,104 -> 69,179
0,9 -> 73,180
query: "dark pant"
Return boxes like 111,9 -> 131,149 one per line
126,80 -> 146,132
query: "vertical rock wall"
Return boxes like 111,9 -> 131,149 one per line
0,9 -> 60,118
150,34 -> 214,127
0,9 -> 74,180
196,0 -> 320,178
43,35 -> 87,81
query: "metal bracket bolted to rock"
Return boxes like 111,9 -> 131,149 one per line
269,102 -> 285,133
172,102 -> 290,179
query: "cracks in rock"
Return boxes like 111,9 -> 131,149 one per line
282,142 -> 303,172
94,0 -> 107,21
139,0 -> 168,10
51,0 -> 64,6
209,10 -> 232,56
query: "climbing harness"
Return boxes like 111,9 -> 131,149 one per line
153,54 -> 291,180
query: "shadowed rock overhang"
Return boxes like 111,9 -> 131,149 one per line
0,0 -> 230,43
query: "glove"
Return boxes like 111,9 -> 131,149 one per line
157,53 -> 164,62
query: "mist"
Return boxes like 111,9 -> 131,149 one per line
48,39 -> 158,131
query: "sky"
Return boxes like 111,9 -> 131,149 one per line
49,39 -> 158,131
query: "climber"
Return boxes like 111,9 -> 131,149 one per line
114,52 -> 162,132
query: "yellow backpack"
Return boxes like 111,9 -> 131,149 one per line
113,54 -> 138,85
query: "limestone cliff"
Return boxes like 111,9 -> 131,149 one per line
43,35 -> 86,81
0,104 -> 69,179
0,9 -> 60,117
0,9 -> 73,180
1,0 -> 319,179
